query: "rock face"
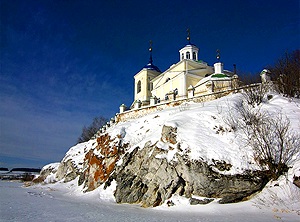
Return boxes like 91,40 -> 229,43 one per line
38,126 -> 268,207
56,159 -> 80,182
113,141 -> 267,207
37,93 -> 300,207
78,133 -> 126,191
33,163 -> 60,183
112,125 -> 268,207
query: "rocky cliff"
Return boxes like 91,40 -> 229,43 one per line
35,93 -> 300,207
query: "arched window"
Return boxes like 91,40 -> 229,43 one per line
181,53 -> 184,60
147,77 -> 151,91
137,80 -> 141,93
193,52 -> 196,60
186,51 -> 190,59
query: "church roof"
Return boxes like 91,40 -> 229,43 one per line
143,53 -> 161,72
211,73 -> 229,78
184,43 -> 197,47
143,62 -> 161,72
142,40 -> 161,73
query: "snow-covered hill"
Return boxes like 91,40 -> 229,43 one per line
35,92 -> 300,212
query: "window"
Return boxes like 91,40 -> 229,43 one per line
137,80 -> 141,93
147,77 -> 151,90
181,53 -> 184,60
174,88 -> 178,95
186,51 -> 190,59
165,94 -> 169,100
193,52 -> 196,60
165,77 -> 170,83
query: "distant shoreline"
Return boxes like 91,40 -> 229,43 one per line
0,168 -> 40,181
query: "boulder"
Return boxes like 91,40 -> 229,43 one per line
189,197 -> 214,205
161,125 -> 177,144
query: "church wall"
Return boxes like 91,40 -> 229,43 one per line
186,75 -> 201,88
213,80 -> 232,92
168,62 -> 185,72
194,79 -> 233,95
151,66 -> 215,101
134,70 -> 150,102
195,83 -> 211,95
117,88 -> 241,122
152,71 -> 182,93
152,73 -> 186,101
134,69 -> 160,103
190,67 -> 213,78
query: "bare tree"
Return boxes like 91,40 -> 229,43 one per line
78,116 -> 108,143
245,113 -> 300,179
269,50 -> 300,98
224,97 -> 300,179
224,97 -> 266,132
242,84 -> 268,107
224,96 -> 300,180
237,72 -> 261,86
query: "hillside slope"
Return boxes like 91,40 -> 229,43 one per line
36,92 -> 300,208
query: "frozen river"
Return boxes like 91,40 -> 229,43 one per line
0,180 -> 297,222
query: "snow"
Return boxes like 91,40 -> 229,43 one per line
0,180 -> 299,222
6,93 -> 298,221
107,93 -> 274,174
61,140 -> 97,171
42,163 -> 60,183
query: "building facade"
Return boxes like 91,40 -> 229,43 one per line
130,35 -> 238,110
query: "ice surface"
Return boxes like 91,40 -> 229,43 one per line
1,180 -> 299,222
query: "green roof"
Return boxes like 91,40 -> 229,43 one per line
211,73 -> 228,78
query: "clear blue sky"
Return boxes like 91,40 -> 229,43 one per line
0,0 -> 299,168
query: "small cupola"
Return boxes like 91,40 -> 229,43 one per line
179,29 -> 199,61
214,49 -> 224,74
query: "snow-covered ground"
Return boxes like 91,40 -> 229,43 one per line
107,93 -> 300,175
0,180 -> 298,222
2,93 -> 299,222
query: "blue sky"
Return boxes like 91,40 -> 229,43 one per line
0,0 -> 299,168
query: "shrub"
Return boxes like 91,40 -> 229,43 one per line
245,113 -> 300,179
242,84 -> 267,107
78,116 -> 108,143
224,96 -> 300,180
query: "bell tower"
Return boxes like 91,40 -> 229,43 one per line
133,41 -> 161,106
179,29 -> 199,61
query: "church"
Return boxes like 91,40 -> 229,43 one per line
130,32 -> 238,110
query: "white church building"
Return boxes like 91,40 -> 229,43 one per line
127,33 -> 238,110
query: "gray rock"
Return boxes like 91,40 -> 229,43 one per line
43,124 -> 269,208
293,176 -> 300,188
56,159 -> 79,182
161,125 -> 177,144
113,139 -> 268,207
167,200 -> 175,207
189,197 -> 214,205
